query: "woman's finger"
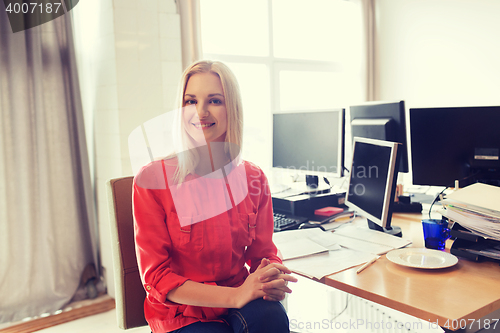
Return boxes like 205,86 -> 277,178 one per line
268,263 -> 292,274
259,269 -> 298,282
260,273 -> 298,284
262,293 -> 285,302
258,263 -> 294,279
257,258 -> 270,270
262,279 -> 293,294
257,262 -> 292,274
258,266 -> 281,280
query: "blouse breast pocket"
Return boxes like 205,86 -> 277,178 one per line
169,212 -> 204,252
236,212 -> 257,247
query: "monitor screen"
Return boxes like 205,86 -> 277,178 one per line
273,109 -> 345,178
345,137 -> 401,236
349,101 -> 408,173
409,106 -> 500,187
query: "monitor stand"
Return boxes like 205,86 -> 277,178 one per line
367,220 -> 402,237
392,195 -> 423,213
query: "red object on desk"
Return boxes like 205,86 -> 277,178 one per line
314,206 -> 344,217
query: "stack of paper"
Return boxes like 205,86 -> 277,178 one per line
272,228 -> 341,260
442,183 -> 500,241
283,248 -> 377,280
272,228 -> 376,279
272,225 -> 412,280
332,226 -> 412,255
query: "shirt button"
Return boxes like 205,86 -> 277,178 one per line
146,285 -> 151,290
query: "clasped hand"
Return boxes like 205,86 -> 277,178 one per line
235,258 -> 298,308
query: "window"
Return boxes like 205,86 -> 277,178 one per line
201,0 -> 365,170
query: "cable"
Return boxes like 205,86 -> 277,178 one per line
428,171 -> 483,218
332,167 -> 351,192
429,187 -> 448,219
323,177 -> 333,189
330,293 -> 351,322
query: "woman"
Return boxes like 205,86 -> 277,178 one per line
133,60 -> 297,333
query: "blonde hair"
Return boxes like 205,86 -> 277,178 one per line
171,60 -> 243,183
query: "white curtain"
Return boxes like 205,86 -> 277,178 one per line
0,9 -> 98,324
178,0 -> 203,70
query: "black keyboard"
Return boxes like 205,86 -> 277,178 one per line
273,212 -> 308,232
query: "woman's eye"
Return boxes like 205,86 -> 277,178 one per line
185,100 -> 196,105
210,99 -> 223,105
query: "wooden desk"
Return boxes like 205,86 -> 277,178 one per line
321,213 -> 500,332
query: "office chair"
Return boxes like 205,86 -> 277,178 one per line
107,176 -> 148,329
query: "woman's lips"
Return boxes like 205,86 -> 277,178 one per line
192,122 -> 215,129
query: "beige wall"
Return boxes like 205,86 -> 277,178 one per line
373,0 -> 500,184
374,0 -> 500,107
72,0 -> 182,297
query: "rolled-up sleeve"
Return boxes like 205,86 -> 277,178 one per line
133,169 -> 188,304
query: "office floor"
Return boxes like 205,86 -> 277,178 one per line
35,309 -> 150,333
34,276 -> 442,333
32,276 -> 331,333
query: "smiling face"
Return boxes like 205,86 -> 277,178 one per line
183,72 -> 228,144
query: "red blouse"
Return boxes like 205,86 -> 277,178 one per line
133,158 -> 281,332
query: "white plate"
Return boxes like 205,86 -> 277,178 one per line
386,248 -> 458,269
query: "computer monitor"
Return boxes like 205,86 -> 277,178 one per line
409,106 -> 500,187
272,109 -> 345,189
345,137 -> 402,237
349,101 -> 409,173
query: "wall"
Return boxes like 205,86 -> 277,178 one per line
374,0 -> 500,107
72,0 -> 182,297
373,0 -> 500,184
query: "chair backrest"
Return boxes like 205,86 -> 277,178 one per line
107,176 -> 148,329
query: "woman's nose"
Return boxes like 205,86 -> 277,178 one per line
196,102 -> 209,118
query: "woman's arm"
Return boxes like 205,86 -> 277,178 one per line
167,259 -> 296,309
166,280 -> 239,308
243,164 -> 298,301
133,165 -> 191,304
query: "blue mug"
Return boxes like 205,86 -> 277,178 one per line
422,219 -> 451,250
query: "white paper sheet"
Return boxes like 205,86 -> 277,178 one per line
273,229 -> 332,260
334,225 -> 412,249
326,233 -> 394,255
284,249 -> 377,280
